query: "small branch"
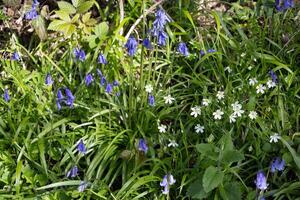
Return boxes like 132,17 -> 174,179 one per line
119,0 -> 124,35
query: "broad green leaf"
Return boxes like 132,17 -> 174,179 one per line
222,150 -> 244,164
32,15 -> 47,41
48,19 -> 68,31
281,138 -> 300,170
55,10 -> 71,21
77,1 -> 94,14
57,1 -> 76,14
196,143 -> 218,160
221,182 -> 242,200
187,179 -> 209,199
94,22 -> 109,38
203,166 -> 224,193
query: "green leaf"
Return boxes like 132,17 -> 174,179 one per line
32,15 -> 47,41
55,10 -> 71,21
57,1 -> 76,14
36,180 -> 82,190
48,19 -> 68,31
202,166 -> 224,193
222,150 -> 244,164
77,1 -> 94,14
221,182 -> 242,200
195,143 -> 218,160
187,179 -> 209,199
94,22 -> 109,38
280,138 -> 300,170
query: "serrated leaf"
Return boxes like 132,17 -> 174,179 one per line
48,20 -> 68,31
82,12 -> 91,23
77,1 -> 94,14
57,1 -> 76,14
195,143 -> 218,160
55,10 -> 71,21
71,14 -> 80,23
63,24 -> 76,37
71,0 -> 80,8
187,179 -> 208,199
94,22 -> 109,38
222,150 -> 244,164
203,166 -> 224,193
222,182 -> 242,200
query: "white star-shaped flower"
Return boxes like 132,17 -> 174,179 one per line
168,139 -> 178,148
225,67 -> 232,73
266,79 -> 276,88
213,109 -> 224,120
270,133 -> 280,143
231,101 -> 244,117
229,113 -> 237,123
248,111 -> 257,120
191,106 -> 201,118
256,84 -> 266,94
249,78 -> 258,86
202,98 -> 211,106
164,95 -> 175,104
216,91 -> 224,100
195,124 -> 204,133
158,124 -> 167,133
145,84 -> 153,93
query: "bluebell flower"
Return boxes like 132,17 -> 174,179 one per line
269,69 -> 277,83
152,9 -> 170,36
207,49 -> 216,53
177,42 -> 189,56
4,89 -> 10,102
116,92 -> 121,97
33,0 -> 39,7
56,89 -> 63,110
77,139 -> 87,154
66,166 -> 78,178
271,157 -> 285,173
255,171 -> 268,190
160,174 -> 176,195
11,51 -> 20,61
105,83 -> 113,94
98,54 -> 107,64
276,0 -> 294,11
78,181 -> 88,192
25,8 -> 38,20
73,48 -> 86,61
65,88 -> 75,108
100,76 -> 106,86
142,38 -> 152,50
138,139 -> 148,153
200,50 -> 205,57
45,73 -> 53,86
149,95 -> 155,106
85,73 -> 93,86
113,80 -> 119,87
96,68 -> 103,77
125,35 -> 138,57
157,31 -> 167,46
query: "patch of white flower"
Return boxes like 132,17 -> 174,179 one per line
158,124 -> 167,133
191,106 -> 201,118
256,84 -> 266,94
266,79 -> 276,89
216,91 -> 225,100
213,109 -> 224,120
248,111 -> 257,120
164,94 -> 175,104
270,133 -> 280,143
249,78 -> 258,86
202,98 -> 211,106
145,84 -> 153,93
195,124 -> 204,133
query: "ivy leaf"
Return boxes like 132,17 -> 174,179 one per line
202,166 -> 224,193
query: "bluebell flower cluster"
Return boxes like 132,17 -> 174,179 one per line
25,0 -> 39,20
177,42 -> 189,56
66,166 -> 78,178
78,181 -> 88,192
56,88 -> 75,110
276,0 -> 294,11
125,35 -> 138,56
4,89 -> 10,102
45,73 -> 53,86
160,174 -> 176,195
11,51 -> 20,61
255,170 -> 268,190
85,73 -> 93,86
269,69 -> 278,83
271,157 -> 285,173
152,9 -> 170,46
77,139 -> 87,154
149,95 -> 155,106
138,139 -> 148,153
73,48 -> 86,61
98,54 -> 107,64
142,38 -> 153,50
200,48 -> 216,57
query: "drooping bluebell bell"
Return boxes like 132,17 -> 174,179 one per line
98,54 -> 107,64
65,88 -> 75,108
105,83 -> 113,94
78,181 -> 88,192
100,76 -> 106,86
125,35 -> 138,57
116,92 -> 121,97
160,174 -> 176,195
66,166 -> 78,178
157,31 -> 167,46
113,80 -> 119,87
149,95 -> 155,106
200,50 -> 205,57
25,0 -> 39,20
269,69 -> 277,83
271,157 -> 285,173
284,0 -> 294,9
56,89 -> 63,110
4,89 -> 10,102
255,171 -> 268,190
138,139 -> 148,153
85,73 -> 93,86
45,73 -> 53,86
77,139 -> 87,154
142,38 -> 152,50
152,9 -> 170,36
73,48 -> 86,61
96,68 -> 103,77
177,42 -> 189,56
11,51 -> 20,61
207,49 -> 216,53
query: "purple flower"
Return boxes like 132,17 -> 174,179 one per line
96,69 -> 103,77
276,0 -> 294,11
125,35 -> 138,57
177,42 -> 189,56
11,51 -> 20,61
269,69 -> 277,83
45,73 -> 53,86
255,171 -> 268,190
77,139 -> 87,154
56,89 -> 64,110
142,38 -> 152,50
85,73 -> 93,86
157,30 -> 167,46
271,157 -> 285,173
78,181 -> 88,192
105,83 -> 113,94
160,174 -> 176,195
138,139 -> 148,153
152,9 -> 170,36
66,166 -> 78,178
207,49 -> 216,53
200,50 -> 205,57
25,8 -> 38,20
113,80 -> 119,87
73,48 -> 86,61
65,88 -> 75,108
98,54 -> 107,64
100,76 -> 106,86
4,89 -> 10,102
149,95 -> 155,106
